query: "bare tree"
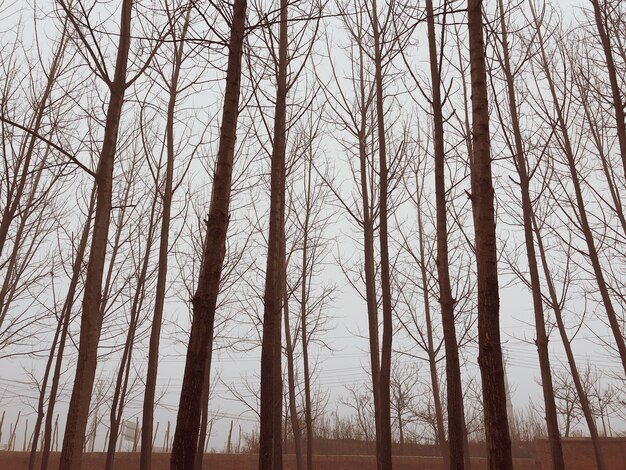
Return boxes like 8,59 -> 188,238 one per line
258,0 -> 289,467
169,1 -> 247,468
423,0 -> 468,467
141,2 -> 193,468
529,0 -> 626,376
491,1 -> 564,467
58,1 -> 138,467
467,0 -> 513,467
589,0 -> 626,179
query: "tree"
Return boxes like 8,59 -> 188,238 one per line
104,155 -> 159,470
258,0 -> 289,468
58,2 -> 138,468
370,0 -> 394,467
466,0 -> 513,468
169,1 -> 247,468
141,2 -> 193,468
528,0 -> 626,377
424,0 -> 467,466
491,1 -> 564,467
589,0 -> 626,180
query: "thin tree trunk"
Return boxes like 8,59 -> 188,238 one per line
530,2 -> 626,376
371,1 -> 393,468
29,179 -> 86,470
284,280 -> 304,470
169,1 -> 247,468
355,26 -> 382,470
495,2 -> 564,468
453,27 -> 474,469
28,290 -> 65,470
300,157 -> 314,470
467,1 -> 513,468
193,331 -> 215,470
42,230 -> 93,470
532,215 -> 607,470
258,1 -> 288,468
140,5 -> 192,470
425,1 -> 466,468
58,2 -> 133,469
590,0 -> 626,179
104,189 -> 158,470
415,172 -> 449,468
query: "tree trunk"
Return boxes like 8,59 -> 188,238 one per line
425,1 -> 467,468
415,172 -> 450,469
590,0 -> 626,179
169,1 -> 247,468
371,1 -> 393,468
258,1 -> 288,469
355,28 -> 382,470
193,331 -> 215,470
532,215 -> 607,470
40,188 -> 96,470
467,1 -> 513,468
104,189 -> 158,470
530,1 -> 626,376
495,2 -> 564,468
58,2 -> 133,468
140,5 -> 192,470
284,282 -> 304,470
300,158 -> 314,470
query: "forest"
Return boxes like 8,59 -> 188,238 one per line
0,0 -> 625,469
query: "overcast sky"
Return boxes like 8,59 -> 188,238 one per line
0,0 -> 623,453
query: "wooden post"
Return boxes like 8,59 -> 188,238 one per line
133,417 -> 140,452
163,421 -> 170,453
53,415 -> 59,451
0,410 -> 5,446
23,419 -> 29,451
152,422 -> 159,447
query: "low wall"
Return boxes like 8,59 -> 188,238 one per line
534,437 -> 626,470
0,452 -> 538,470
5,437 -> 625,469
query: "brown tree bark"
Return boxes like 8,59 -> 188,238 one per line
140,4 -> 192,469
590,0 -> 626,179
356,30 -> 383,470
259,1 -> 288,468
104,187 -> 158,470
532,214 -> 607,470
300,154 -> 314,470
169,1 -> 247,468
371,1 -> 393,468
494,2 -> 564,468
425,1 -> 467,468
284,277 -> 304,470
193,337 -> 215,470
530,2 -> 626,376
414,171 -> 450,468
58,2 -> 134,469
466,1 -> 513,468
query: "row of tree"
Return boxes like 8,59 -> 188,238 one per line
0,0 -> 625,470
